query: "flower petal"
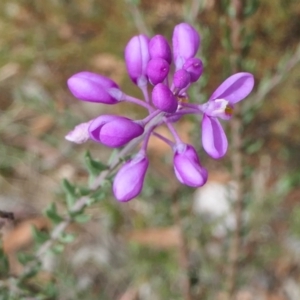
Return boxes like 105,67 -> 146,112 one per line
152,83 -> 178,113
67,72 -> 120,104
65,121 -> 91,144
202,115 -> 228,159
172,23 -> 200,70
146,58 -> 170,85
113,153 -> 149,202
209,72 -> 254,104
149,35 -> 172,64
173,144 -> 208,187
125,34 -> 150,86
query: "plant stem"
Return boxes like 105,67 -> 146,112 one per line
225,0 -> 244,297
172,192 -> 192,300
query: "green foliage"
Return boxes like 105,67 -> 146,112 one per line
243,0 -> 260,17
31,226 -> 49,245
85,151 -> 108,177
62,179 -> 78,210
45,203 -> 64,225
0,0 -> 299,298
0,248 -> 9,277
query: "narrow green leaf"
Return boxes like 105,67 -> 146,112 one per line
45,202 -> 64,224
17,252 -> 35,266
85,151 -> 108,176
62,179 -> 77,208
31,225 -> 49,245
51,244 -> 64,254
90,189 -> 106,203
74,214 -> 90,223
0,248 -> 9,276
59,233 -> 75,244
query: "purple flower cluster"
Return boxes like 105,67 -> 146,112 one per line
66,23 -> 254,202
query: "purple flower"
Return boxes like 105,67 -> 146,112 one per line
89,115 -> 144,148
183,58 -> 203,82
149,35 -> 172,64
125,34 -> 150,87
152,83 -> 178,113
173,69 -> 191,89
67,72 -> 122,104
173,144 -> 208,187
113,151 -> 149,202
172,23 -> 200,70
201,72 -> 255,158
146,58 -> 170,85
66,23 -> 255,203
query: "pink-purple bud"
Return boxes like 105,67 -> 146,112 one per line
125,34 -> 150,87
183,58 -> 203,82
172,23 -> 200,70
152,83 -> 178,113
173,144 -> 208,187
89,115 -> 144,148
149,35 -> 172,64
173,69 -> 191,89
67,72 -> 122,104
146,58 -> 170,85
113,152 -> 149,202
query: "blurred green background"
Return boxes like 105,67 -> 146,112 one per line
1,0 -> 300,299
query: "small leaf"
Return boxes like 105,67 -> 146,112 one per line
90,189 -> 106,203
31,226 -> 49,245
59,233 -> 75,244
85,151 -> 108,176
243,0 -> 259,17
45,203 -> 64,224
17,252 -> 35,265
74,214 -> 91,223
0,248 -> 9,276
62,179 -> 77,208
51,244 -> 64,254
78,186 -> 91,196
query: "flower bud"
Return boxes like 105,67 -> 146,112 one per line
67,72 -> 122,104
65,121 -> 91,144
173,69 -> 191,89
146,58 -> 170,85
183,58 -> 203,82
172,23 -> 200,70
113,152 -> 149,202
149,35 -> 172,64
89,115 -> 144,148
125,34 -> 150,87
152,83 -> 178,113
173,144 -> 208,187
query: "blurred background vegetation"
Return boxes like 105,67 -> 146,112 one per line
1,0 -> 300,299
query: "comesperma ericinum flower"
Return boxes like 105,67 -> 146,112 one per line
172,23 -> 200,70
113,151 -> 149,202
173,144 -> 208,187
67,72 -> 122,104
125,34 -> 150,87
173,69 -> 191,90
146,58 -> 170,85
66,23 -> 255,202
183,58 -> 203,82
149,35 -> 172,64
200,72 -> 254,159
89,115 -> 144,148
152,83 -> 178,113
